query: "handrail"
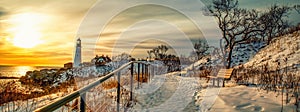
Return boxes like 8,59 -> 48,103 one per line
34,61 -> 150,112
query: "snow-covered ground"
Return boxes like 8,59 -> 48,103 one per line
207,85 -> 295,112
128,71 -> 297,112
184,56 -> 211,71
130,73 -> 201,112
245,30 -> 300,70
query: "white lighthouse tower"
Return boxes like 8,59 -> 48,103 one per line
74,38 -> 82,67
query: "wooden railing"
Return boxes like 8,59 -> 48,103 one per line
34,61 -> 154,112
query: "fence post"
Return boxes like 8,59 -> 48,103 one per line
145,64 -> 147,82
138,63 -> 140,88
142,64 -> 144,82
80,93 -> 86,112
222,79 -> 225,87
148,65 -> 150,82
117,72 -> 120,112
130,63 -> 134,101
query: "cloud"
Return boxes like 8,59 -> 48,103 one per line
0,51 -> 71,58
0,10 -> 6,17
0,6 -> 8,17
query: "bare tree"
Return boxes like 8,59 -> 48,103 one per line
147,50 -> 153,59
149,45 -> 169,59
259,5 -> 290,45
208,0 -> 261,68
152,47 -> 159,59
193,39 -> 209,60
158,45 -> 168,59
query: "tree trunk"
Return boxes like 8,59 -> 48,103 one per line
227,47 -> 234,69
220,39 -> 227,67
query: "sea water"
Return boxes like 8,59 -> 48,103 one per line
0,65 -> 59,77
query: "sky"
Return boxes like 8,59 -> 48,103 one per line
0,0 -> 97,66
0,0 -> 299,66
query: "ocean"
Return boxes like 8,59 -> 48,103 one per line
0,65 -> 60,78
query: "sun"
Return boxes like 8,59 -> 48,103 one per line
13,30 -> 42,48
8,12 -> 46,48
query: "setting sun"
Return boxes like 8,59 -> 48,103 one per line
13,29 -> 42,48
8,12 -> 46,48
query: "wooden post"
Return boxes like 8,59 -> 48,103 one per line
223,79 -> 225,87
148,65 -> 150,82
117,72 -> 121,112
130,63 -> 133,101
142,64 -> 144,82
138,63 -> 140,88
146,65 -> 149,82
80,93 -> 86,112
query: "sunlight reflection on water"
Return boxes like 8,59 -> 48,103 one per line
15,66 -> 34,76
0,66 -> 58,77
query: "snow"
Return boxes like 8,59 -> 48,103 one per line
130,73 -> 201,112
245,31 -> 300,71
184,56 -> 211,71
207,86 -> 295,112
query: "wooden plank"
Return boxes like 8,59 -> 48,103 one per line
207,76 -> 217,78
218,73 -> 232,76
217,72 -> 233,74
218,76 -> 230,79
216,69 -> 234,79
218,71 -> 233,73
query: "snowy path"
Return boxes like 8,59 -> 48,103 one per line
131,73 -> 201,112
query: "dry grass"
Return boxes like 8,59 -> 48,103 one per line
134,74 -> 149,83
100,74 -> 150,90
101,79 -> 119,89
101,78 -> 131,90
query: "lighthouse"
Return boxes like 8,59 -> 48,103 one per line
74,38 -> 82,67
